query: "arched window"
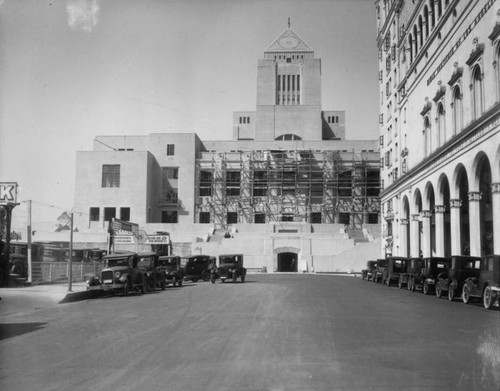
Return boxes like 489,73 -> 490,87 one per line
413,25 -> 419,57
472,66 -> 484,120
275,134 -> 302,141
424,116 -> 431,157
418,16 -> 424,47
452,86 -> 462,135
424,6 -> 429,40
430,0 -> 435,29
437,0 -> 442,19
437,102 -> 446,147
409,34 -> 414,63
496,44 -> 500,102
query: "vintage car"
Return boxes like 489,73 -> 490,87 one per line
462,254 -> 500,309
182,255 -> 215,282
403,257 -> 423,290
372,258 -> 388,283
361,260 -> 377,281
158,255 -> 184,287
382,256 -> 408,287
410,257 -> 450,294
89,252 -> 147,296
137,252 -> 166,291
435,255 -> 481,301
211,254 -> 246,283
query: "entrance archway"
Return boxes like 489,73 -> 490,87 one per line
277,252 -> 298,272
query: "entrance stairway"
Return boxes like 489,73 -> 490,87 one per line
346,229 -> 369,244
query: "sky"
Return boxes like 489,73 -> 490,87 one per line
0,0 -> 379,226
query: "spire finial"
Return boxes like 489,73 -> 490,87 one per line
288,17 -> 290,28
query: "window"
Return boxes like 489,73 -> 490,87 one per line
339,213 -> 350,225
199,170 -> 213,196
437,103 -> 445,147
368,213 -> 379,224
102,165 -> 120,188
120,207 -> 130,221
280,213 -> 294,222
424,116 -> 431,157
161,167 -> 178,204
165,168 -> 178,179
199,212 -> 211,224
254,213 -> 266,224
366,170 -> 380,196
89,207 -> 99,222
161,211 -> 178,223
310,212 -> 322,224
253,170 -> 267,197
166,144 -> 175,156
227,212 -> 238,225
338,171 -> 352,197
104,207 -> 116,222
226,171 -> 241,196
472,66 -> 483,120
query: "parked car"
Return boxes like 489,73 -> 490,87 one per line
372,258 -> 388,283
411,257 -> 450,294
158,255 -> 184,287
211,254 -> 246,283
95,252 -> 147,296
462,254 -> 500,309
404,257 -> 423,291
361,260 -> 377,281
435,255 -> 481,301
137,252 -> 166,291
182,255 -> 215,282
383,256 -> 409,287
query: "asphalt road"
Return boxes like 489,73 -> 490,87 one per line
1,274 -> 499,391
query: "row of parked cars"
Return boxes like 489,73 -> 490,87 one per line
361,255 -> 500,310
86,252 -> 247,296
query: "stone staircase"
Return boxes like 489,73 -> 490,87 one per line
346,229 -> 369,244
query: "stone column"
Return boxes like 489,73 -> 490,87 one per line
400,218 -> 409,257
410,214 -> 421,257
449,199 -> 462,255
492,183 -> 500,254
420,210 -> 432,257
434,205 -> 445,257
468,191 -> 482,257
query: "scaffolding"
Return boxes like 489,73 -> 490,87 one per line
195,149 -> 380,230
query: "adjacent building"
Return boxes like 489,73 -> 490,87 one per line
376,0 -> 500,258
73,24 -> 381,272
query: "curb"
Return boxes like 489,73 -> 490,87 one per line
59,290 -> 91,304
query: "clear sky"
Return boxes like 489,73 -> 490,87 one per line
0,0 -> 379,225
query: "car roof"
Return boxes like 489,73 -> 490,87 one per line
102,251 -> 136,260
219,254 -> 243,257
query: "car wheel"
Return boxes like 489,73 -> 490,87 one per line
172,276 -> 177,287
232,273 -> 237,283
192,278 -> 199,282
362,274 -> 365,280
423,281 -> 429,295
221,278 -> 225,283
141,276 -> 147,294
436,283 -> 442,298
462,284 -> 470,304
161,281 -> 166,290
149,276 -> 156,291
241,275 -> 245,283
202,271 -> 211,282
483,286 -> 494,310
411,282 -> 416,292
211,275 -> 216,284
448,285 -> 455,301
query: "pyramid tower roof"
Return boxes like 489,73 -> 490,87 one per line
265,23 -> 314,53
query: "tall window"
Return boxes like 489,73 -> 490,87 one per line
254,213 -> 266,224
226,171 -> 241,196
227,212 -> 238,225
253,171 -> 267,196
161,167 -> 178,204
452,86 -> 462,135
199,212 -> 210,224
120,207 -> 130,221
199,171 -> 213,196
162,211 -> 178,223
310,212 -> 322,224
437,103 -> 446,147
104,207 -> 116,222
424,116 -> 431,157
102,165 -> 120,188
89,207 -> 99,222
166,144 -> 175,156
472,66 -> 484,120
338,171 -> 352,197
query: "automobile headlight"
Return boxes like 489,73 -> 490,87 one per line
114,271 -> 121,279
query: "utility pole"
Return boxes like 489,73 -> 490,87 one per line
68,212 -> 73,292
27,200 -> 32,283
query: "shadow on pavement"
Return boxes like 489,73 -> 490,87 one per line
0,322 -> 47,341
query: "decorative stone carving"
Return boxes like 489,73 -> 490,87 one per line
450,199 -> 462,208
468,191 -> 482,202
434,205 -> 446,214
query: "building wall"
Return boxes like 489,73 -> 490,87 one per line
376,0 -> 500,257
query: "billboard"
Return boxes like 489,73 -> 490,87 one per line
0,182 -> 18,204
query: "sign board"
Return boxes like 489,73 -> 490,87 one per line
0,182 -> 18,204
114,233 -> 170,245
111,218 -> 139,235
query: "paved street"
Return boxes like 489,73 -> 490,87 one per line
1,274 -> 499,391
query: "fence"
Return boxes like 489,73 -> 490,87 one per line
30,262 -> 105,284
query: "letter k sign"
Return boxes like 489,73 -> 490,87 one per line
0,183 -> 17,203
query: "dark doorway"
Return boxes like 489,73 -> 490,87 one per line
277,252 -> 298,272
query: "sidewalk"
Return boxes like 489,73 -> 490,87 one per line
0,282 -> 89,317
